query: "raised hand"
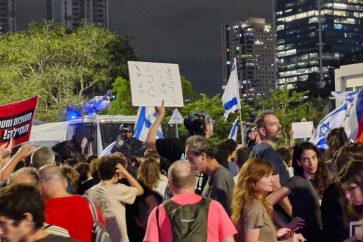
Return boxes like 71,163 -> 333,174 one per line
155,100 -> 165,117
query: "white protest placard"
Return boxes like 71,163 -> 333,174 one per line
350,220 -> 363,238
291,121 -> 314,139
128,61 -> 184,107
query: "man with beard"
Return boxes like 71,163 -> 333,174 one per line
250,111 -> 290,188
249,112 -> 295,227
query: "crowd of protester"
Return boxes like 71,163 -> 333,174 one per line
1,107 -> 363,242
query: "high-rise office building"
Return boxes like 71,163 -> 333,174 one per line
0,0 -> 15,34
48,0 -> 108,30
276,0 -> 363,91
222,18 -> 276,108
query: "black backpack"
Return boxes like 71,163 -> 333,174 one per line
156,197 -> 211,242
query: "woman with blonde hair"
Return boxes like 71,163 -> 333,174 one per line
137,158 -> 167,197
232,158 -> 305,242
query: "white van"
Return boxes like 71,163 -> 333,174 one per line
30,115 -> 136,155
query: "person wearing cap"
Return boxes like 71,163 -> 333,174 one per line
112,124 -> 147,159
246,127 -> 260,149
145,101 -> 213,194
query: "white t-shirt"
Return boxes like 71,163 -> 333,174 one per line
85,183 -> 137,242
153,177 -> 168,197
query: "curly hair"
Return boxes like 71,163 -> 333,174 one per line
137,158 -> 161,190
231,158 -> 274,225
183,110 -> 212,136
292,142 -> 330,197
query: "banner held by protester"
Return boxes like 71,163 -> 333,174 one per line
0,96 -> 38,146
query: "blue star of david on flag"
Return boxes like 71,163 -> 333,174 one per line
319,122 -> 331,138
310,103 -> 347,149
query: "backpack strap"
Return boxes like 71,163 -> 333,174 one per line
83,195 -> 98,223
156,205 -> 160,240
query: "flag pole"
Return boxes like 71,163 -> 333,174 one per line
234,57 -> 244,146
175,123 -> 179,138
238,102 -> 244,146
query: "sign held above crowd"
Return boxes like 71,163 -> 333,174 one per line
128,61 -> 184,107
0,96 -> 38,146
292,121 -> 314,139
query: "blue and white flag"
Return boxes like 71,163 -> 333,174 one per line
222,58 -> 240,120
228,118 -> 239,141
310,103 -> 348,149
99,141 -> 115,157
331,91 -> 357,104
342,89 -> 363,141
134,106 -> 164,142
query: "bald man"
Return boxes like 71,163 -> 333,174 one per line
144,160 -> 237,242
39,165 -> 105,242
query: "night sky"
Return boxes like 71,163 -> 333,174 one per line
15,0 -> 272,97
108,0 -> 272,96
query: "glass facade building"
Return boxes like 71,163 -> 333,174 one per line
0,0 -> 15,34
276,0 -> 363,90
222,18 -> 276,108
48,0 -> 108,30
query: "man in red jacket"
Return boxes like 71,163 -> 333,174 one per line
39,164 -> 105,242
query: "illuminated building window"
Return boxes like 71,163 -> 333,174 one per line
334,24 -> 343,29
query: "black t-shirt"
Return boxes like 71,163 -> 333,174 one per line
250,142 -> 290,185
155,136 -> 207,195
286,175 -> 323,242
155,137 -> 186,164
321,182 -> 348,242
126,182 -> 163,242
76,178 -> 99,195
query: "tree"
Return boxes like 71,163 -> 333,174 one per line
0,21 -> 136,121
181,76 -> 199,102
259,87 -> 310,145
106,77 -> 138,115
307,97 -> 331,127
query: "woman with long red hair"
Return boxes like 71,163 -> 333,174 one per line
231,158 -> 305,242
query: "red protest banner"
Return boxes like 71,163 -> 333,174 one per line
0,96 -> 38,146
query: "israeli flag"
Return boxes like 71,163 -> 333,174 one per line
342,89 -> 363,141
310,103 -> 347,149
222,58 -> 241,120
331,91 -> 357,104
134,106 -> 164,142
99,141 -> 115,157
228,118 -> 239,141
